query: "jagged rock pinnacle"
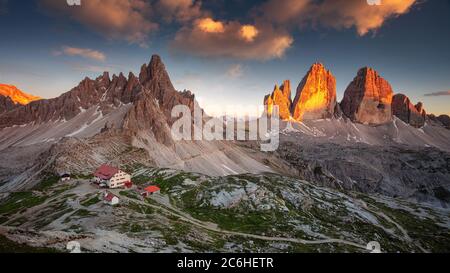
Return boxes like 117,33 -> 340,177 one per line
340,67 -> 394,125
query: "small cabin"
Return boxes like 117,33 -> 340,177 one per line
60,173 -> 71,182
142,186 -> 161,197
103,192 -> 120,206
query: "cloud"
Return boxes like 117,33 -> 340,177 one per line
227,64 -> 244,78
240,25 -> 259,42
255,0 -> 418,36
40,0 -> 417,60
40,0 -> 158,47
197,18 -> 225,33
156,0 -> 204,23
54,46 -> 106,61
424,91 -> 450,97
169,0 -> 415,60
171,18 -> 293,60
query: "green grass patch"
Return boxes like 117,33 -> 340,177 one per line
72,209 -> 96,218
33,174 -> 60,191
0,192 -> 47,216
81,196 -> 101,207
127,202 -> 154,215
119,190 -> 140,200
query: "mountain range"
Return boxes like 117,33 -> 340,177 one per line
0,56 -> 271,192
0,55 -> 449,206
264,63 -> 449,129
0,55 -> 449,253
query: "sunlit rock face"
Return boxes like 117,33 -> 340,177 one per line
0,84 -> 41,105
291,63 -> 337,121
264,80 -> 292,120
341,67 -> 394,125
392,94 -> 426,128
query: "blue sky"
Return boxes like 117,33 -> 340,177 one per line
0,0 -> 449,116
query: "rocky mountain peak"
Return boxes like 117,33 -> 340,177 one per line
415,102 -> 426,117
392,94 -> 426,128
264,81 -> 292,120
280,80 -> 292,101
263,63 -> 337,121
139,55 -> 174,88
0,84 -> 41,105
341,67 -> 394,125
96,72 -> 110,86
291,63 -> 337,121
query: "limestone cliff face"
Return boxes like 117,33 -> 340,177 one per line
341,67 -> 394,125
0,95 -> 16,114
261,65 -> 443,131
392,94 -> 426,128
264,64 -> 336,121
291,63 -> 336,121
264,80 -> 292,120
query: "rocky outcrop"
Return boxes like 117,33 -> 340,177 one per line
0,84 -> 41,105
291,63 -> 336,121
341,67 -> 394,125
437,115 -> 450,129
428,114 -> 450,129
415,102 -> 427,118
0,95 -> 16,114
392,94 -> 426,128
264,80 -> 292,120
264,64 -> 336,121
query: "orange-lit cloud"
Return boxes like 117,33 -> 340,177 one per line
197,18 -> 225,33
40,0 -> 418,60
255,0 -> 418,36
240,25 -> 259,42
54,46 -> 106,61
41,0 -> 158,47
172,20 -> 293,60
312,0 -> 417,35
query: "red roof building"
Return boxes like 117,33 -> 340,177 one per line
93,165 -> 132,189
94,164 -> 119,180
144,186 -> 161,194
103,191 -> 120,205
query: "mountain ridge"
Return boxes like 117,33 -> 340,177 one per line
0,55 -> 273,184
0,84 -> 41,106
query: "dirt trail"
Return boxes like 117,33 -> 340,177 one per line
121,193 -> 369,251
